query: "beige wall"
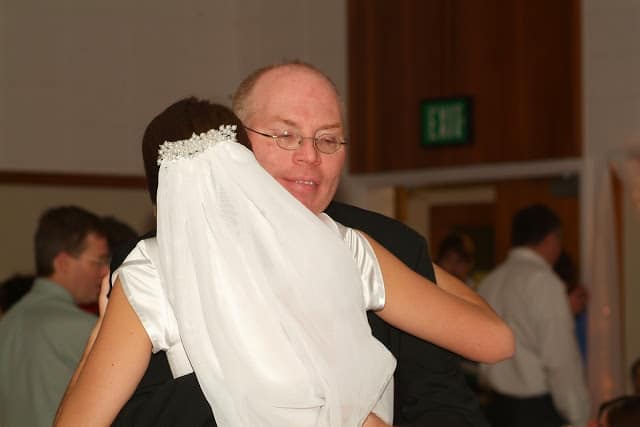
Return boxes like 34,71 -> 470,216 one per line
0,0 -> 347,175
1,0 -> 347,276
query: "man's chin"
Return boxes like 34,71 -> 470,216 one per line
282,185 -> 313,207
292,193 -> 326,214
278,180 -> 332,214
293,194 -> 316,211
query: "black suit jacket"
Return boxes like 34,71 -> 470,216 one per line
112,201 -> 488,426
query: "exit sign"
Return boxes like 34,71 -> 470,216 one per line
421,97 -> 473,147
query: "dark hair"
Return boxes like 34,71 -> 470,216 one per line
0,274 -> 34,313
511,204 -> 561,247
437,231 -> 475,263
598,395 -> 640,427
101,216 -> 138,252
34,206 -> 105,276
142,98 -> 250,204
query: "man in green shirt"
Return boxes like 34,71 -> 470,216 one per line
0,206 -> 109,427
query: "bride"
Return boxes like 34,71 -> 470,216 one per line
55,105 -> 513,427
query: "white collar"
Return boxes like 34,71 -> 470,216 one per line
508,246 -> 552,270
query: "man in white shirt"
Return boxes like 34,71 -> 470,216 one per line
478,204 -> 590,427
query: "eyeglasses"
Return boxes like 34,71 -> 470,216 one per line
78,254 -> 111,268
245,127 -> 347,154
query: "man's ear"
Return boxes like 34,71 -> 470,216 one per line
537,233 -> 561,263
52,252 -> 70,275
543,231 -> 562,250
538,233 -> 552,247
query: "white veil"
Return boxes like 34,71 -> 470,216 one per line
155,127 -> 394,426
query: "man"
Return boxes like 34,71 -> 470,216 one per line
0,206 -> 108,427
553,250 -> 589,318
114,63 -> 489,426
478,204 -> 590,427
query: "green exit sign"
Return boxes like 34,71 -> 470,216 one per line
421,97 -> 473,147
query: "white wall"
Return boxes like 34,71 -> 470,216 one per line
583,0 -> 640,394
582,0 -> 640,159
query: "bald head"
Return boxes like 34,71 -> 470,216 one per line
232,63 -> 347,214
232,62 -> 343,124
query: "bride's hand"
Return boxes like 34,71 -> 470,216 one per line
363,413 -> 391,427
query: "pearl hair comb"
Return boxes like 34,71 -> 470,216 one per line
157,125 -> 237,164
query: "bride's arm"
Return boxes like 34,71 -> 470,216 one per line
363,234 -> 514,363
54,279 -> 151,426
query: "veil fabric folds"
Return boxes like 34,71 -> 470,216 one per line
155,129 -> 394,426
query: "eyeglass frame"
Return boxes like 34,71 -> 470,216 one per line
76,253 -> 111,268
244,126 -> 348,154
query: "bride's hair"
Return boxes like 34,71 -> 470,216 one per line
142,98 -> 250,205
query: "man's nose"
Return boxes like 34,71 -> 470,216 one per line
293,138 -> 320,164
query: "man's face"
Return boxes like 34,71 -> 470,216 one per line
66,232 -> 110,305
242,67 -> 346,214
439,252 -> 474,282
449,254 -> 474,282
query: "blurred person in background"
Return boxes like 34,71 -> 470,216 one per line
0,206 -> 108,427
478,204 -> 590,427
436,231 -> 476,286
553,250 -> 588,359
553,250 -> 589,317
75,216 -> 138,316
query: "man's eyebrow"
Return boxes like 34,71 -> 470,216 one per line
316,123 -> 343,132
271,117 -> 342,132
271,118 -> 298,128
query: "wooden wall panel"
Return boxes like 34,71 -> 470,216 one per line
348,0 -> 581,173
